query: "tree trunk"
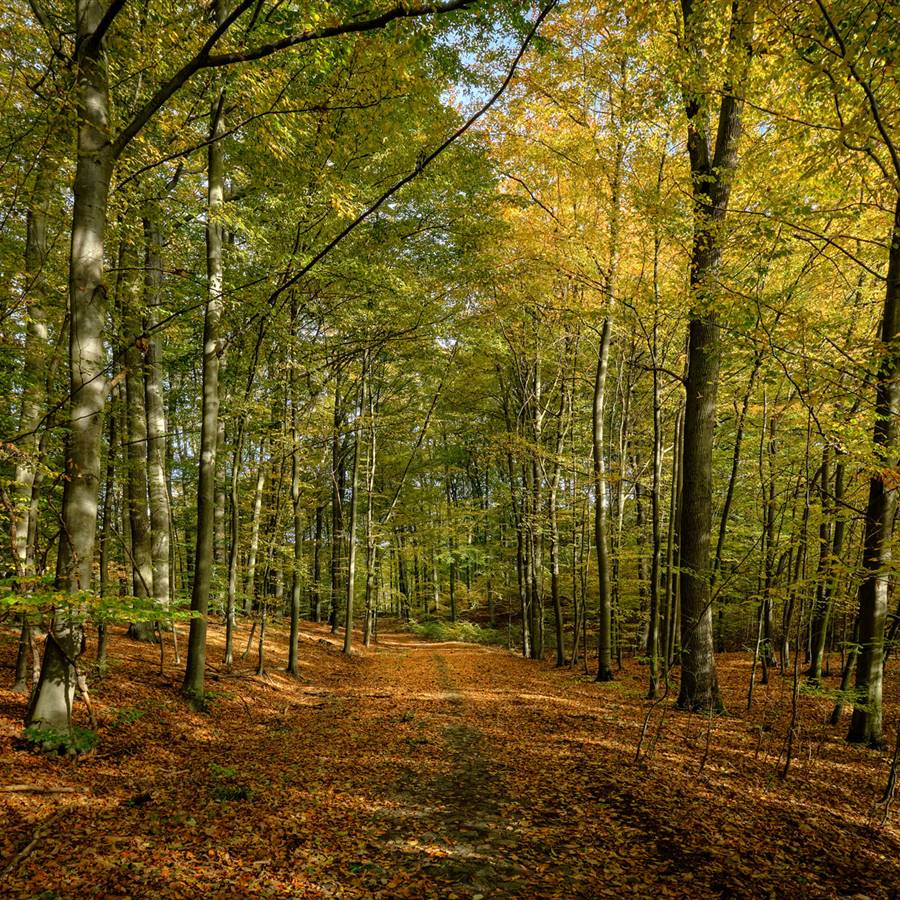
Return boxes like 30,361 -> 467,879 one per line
344,354 -> 369,653
311,503 -> 323,620
96,405 -> 117,670
848,193 -> 900,747
224,431 -> 243,668
14,155 -> 54,575
245,443 -> 267,612
678,313 -> 723,709
676,0 -> 754,713
662,406 -> 684,672
183,45 -> 227,703
760,402 -> 778,683
330,370 -> 345,632
144,210 -> 172,639
342,376 -> 362,655
712,344 -> 762,651
12,154 -> 55,694
808,445 -> 832,682
647,332 -> 663,697
831,618 -> 859,725
397,530 -> 409,621
28,0 -> 112,732
432,547 -> 441,616
593,318 -> 614,683
288,374 -> 302,674
549,348 -> 570,667
363,369 -> 378,648
123,225 -> 155,641
214,419 -> 227,569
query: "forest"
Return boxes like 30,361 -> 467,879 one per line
1,0 -> 899,896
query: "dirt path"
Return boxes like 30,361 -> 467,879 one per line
2,624 -> 900,898
364,639 -> 657,897
379,648 -> 525,895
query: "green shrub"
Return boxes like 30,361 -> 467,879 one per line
23,724 -> 98,755
111,707 -> 145,727
211,784 -> 252,801
410,619 -> 507,646
208,762 -> 251,801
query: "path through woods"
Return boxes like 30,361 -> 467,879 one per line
2,624 -> 899,897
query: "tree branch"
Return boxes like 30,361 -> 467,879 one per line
82,0 -> 129,59
27,0 -> 68,62
814,0 -> 900,181
111,0 -> 476,159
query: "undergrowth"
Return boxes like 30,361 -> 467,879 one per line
409,618 -> 509,646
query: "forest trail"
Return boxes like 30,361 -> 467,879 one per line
2,623 -> 900,897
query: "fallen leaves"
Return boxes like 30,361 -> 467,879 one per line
0,621 -> 898,897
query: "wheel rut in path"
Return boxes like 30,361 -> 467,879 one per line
382,647 -> 528,897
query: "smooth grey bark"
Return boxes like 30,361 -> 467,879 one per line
811,454 -> 849,679
549,345 -> 571,667
592,317 -> 614,683
747,388 -> 776,696
781,465 -> 812,669
527,328 -> 545,660
363,369 -> 378,647
500,378 -> 530,656
662,406 -> 684,671
647,369 -> 663,697
531,461 -> 543,657
431,547 -> 441,616
122,232 -> 155,641
330,370 -> 345,631
256,449 -> 286,675
310,503 -> 323,620
676,0 -> 754,712
14,155 -> 54,575
144,210 -> 172,632
396,529 -> 410,620
245,441 -> 267,611
288,342 -> 303,673
183,40 -> 227,702
96,403 -> 117,670
646,215 -> 665,698
831,618 -> 859,725
214,419 -> 228,569
758,400 -> 778,684
342,367 -> 363,654
13,623 -> 31,693
592,135 -> 621,682
224,433 -> 243,667
447,476 -> 457,624
288,491 -> 303,673
12,152 -> 55,693
566,349 -> 582,666
27,0 -> 112,732
634,468 -> 649,650
611,346 -> 634,671
549,441 -> 565,667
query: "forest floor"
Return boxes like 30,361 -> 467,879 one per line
1,621 -> 899,898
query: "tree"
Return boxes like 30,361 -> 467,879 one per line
675,0 -> 755,712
